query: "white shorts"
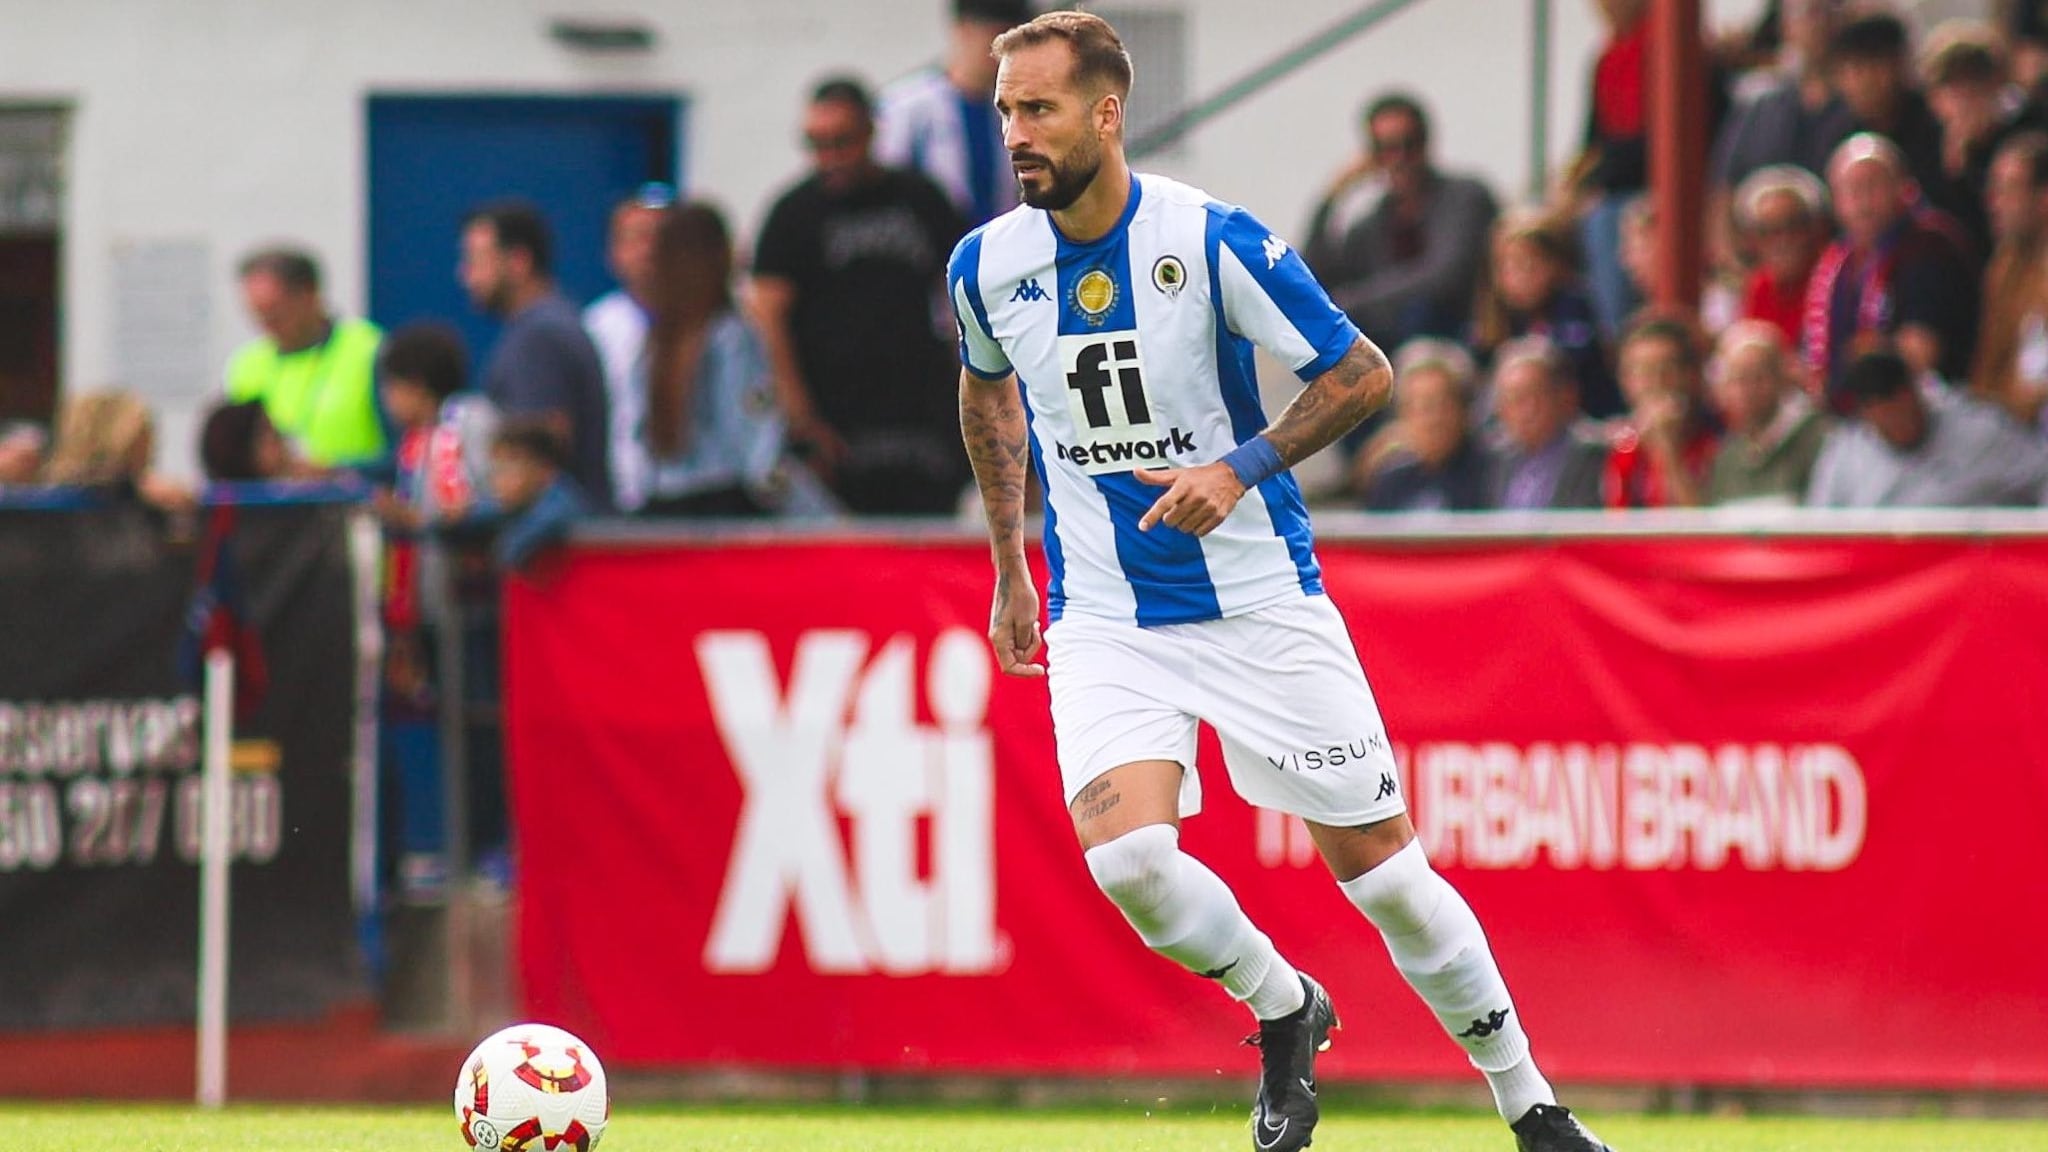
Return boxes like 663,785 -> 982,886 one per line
1044,594 -> 1406,826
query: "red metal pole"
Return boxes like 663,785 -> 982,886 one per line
1650,0 -> 1705,316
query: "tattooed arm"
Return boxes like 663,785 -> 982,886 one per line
1137,337 -> 1395,535
960,368 -> 1045,678
1258,336 -> 1396,467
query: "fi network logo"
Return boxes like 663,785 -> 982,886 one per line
697,629 -> 1001,976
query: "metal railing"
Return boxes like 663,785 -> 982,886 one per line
573,506 -> 2048,548
1126,0 -> 1556,200
1127,0 -> 1434,159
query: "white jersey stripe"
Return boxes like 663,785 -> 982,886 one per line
947,172 -> 1360,625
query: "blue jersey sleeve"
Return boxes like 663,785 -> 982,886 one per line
1206,204 -> 1361,381
947,230 -> 1011,380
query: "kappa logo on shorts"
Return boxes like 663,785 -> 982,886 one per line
1375,772 -> 1398,801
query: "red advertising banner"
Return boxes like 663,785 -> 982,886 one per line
503,535 -> 2048,1088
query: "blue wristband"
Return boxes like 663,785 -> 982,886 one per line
1220,436 -> 1284,489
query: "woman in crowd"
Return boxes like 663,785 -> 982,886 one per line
638,200 -> 829,518
43,389 -> 191,509
1359,338 -> 1496,512
1469,209 -> 1623,419
1733,165 -> 1831,347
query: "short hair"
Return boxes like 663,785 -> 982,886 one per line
955,0 -> 1033,27
1362,91 -> 1431,147
491,418 -> 573,472
991,10 -> 1134,100
1920,20 -> 2005,88
1994,130 -> 2048,189
810,75 -> 874,122
1827,131 -> 1908,182
463,199 -> 554,278
1735,164 -> 1829,229
1392,337 -> 1477,403
237,247 -> 321,294
1620,314 -> 1704,372
378,322 -> 469,402
1841,347 -> 1915,402
198,399 -> 275,482
1711,319 -> 1794,382
1828,11 -> 1910,63
1493,335 -> 1574,389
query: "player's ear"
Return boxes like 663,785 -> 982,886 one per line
1096,91 -> 1123,138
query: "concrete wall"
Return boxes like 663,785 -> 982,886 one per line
0,0 -> 1947,478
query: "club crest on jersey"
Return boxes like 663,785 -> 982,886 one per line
1070,268 -> 1118,325
1151,255 -> 1186,298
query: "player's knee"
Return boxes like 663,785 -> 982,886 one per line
1339,837 -> 1445,936
1084,823 -> 1183,917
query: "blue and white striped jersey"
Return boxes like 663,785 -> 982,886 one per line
948,172 -> 1362,627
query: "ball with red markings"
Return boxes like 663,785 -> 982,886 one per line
454,1023 -> 610,1152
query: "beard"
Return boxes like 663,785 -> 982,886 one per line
477,277 -> 518,318
1015,137 -> 1103,211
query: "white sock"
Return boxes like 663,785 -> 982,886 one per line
1484,1054 -> 1555,1125
1086,824 -> 1306,1020
1338,839 -> 1556,1123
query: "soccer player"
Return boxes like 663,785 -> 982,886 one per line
948,13 -> 1614,1152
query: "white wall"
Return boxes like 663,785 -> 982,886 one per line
0,0 -> 936,475
0,0 -> 1872,478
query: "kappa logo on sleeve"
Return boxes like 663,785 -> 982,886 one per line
1261,234 -> 1289,270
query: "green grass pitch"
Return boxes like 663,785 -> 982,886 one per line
6,1103 -> 2048,1151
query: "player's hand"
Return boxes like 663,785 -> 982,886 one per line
989,571 -> 1045,678
1135,463 -> 1246,537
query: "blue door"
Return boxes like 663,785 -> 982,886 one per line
366,95 -> 682,381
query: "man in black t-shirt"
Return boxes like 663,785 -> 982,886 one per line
751,76 -> 971,515
460,199 -> 614,510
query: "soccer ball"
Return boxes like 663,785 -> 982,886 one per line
454,1022 -> 610,1152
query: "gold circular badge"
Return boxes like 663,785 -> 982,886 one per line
1074,269 -> 1117,317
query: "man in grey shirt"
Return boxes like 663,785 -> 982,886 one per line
1807,349 -> 2048,508
1711,0 -> 1857,188
460,199 -> 614,510
1304,92 -> 1497,350
1485,336 -> 1607,510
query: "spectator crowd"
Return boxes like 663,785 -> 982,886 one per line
1321,0 -> 2048,513
7,1 -> 2048,533
9,0 -> 2048,916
